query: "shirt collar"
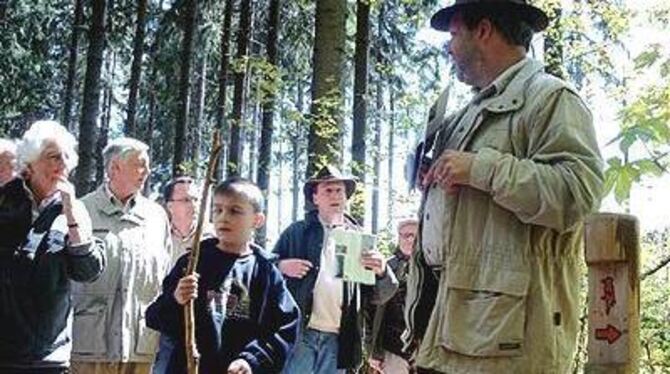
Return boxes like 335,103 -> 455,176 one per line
104,183 -> 137,212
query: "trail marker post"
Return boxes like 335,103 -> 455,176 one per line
584,213 -> 640,374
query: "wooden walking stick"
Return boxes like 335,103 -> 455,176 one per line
184,130 -> 223,374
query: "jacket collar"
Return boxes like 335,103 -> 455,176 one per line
95,185 -> 148,224
479,58 -> 544,114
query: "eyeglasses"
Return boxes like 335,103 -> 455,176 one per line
400,232 -> 416,240
168,198 -> 195,204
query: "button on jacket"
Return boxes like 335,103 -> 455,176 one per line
405,59 -> 604,373
72,186 -> 172,363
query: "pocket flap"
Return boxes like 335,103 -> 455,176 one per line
446,262 -> 530,297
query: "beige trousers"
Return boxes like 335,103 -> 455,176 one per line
382,351 -> 411,374
70,362 -> 152,374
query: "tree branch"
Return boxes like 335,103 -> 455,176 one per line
641,252 -> 670,280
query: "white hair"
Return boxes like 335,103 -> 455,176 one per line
103,137 -> 149,175
16,121 -> 78,173
396,216 -> 418,233
0,138 -> 17,155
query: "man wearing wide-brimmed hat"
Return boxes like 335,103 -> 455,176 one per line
404,1 -> 604,373
273,165 -> 398,373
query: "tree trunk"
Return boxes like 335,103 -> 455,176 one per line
277,139 -> 284,229
173,0 -> 198,176
291,80 -> 303,222
227,0 -> 253,177
350,0 -> 370,224
371,77 -> 382,233
191,53 -> 207,177
216,0 -> 235,179
76,0 -> 106,196
544,6 -> 564,79
247,79 -> 260,180
371,4 -> 384,233
306,0 -> 346,179
256,0 -> 282,246
387,82 -> 395,220
62,0 -> 84,131
143,0 -> 165,196
125,0 -> 148,137
96,52 -> 114,184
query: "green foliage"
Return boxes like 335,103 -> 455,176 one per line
639,229 -> 670,372
0,0 -> 72,133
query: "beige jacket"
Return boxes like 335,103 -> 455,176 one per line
71,186 -> 172,363
405,59 -> 604,373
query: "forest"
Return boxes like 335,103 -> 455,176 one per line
0,0 -> 669,371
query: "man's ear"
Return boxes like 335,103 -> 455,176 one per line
477,18 -> 494,41
254,212 -> 266,229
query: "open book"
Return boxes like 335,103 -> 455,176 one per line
330,228 -> 376,285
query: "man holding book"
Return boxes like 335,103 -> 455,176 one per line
274,165 -> 398,373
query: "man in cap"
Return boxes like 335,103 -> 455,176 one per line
274,165 -> 397,373
404,1 -> 604,372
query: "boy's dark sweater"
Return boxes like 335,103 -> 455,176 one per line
146,238 -> 300,374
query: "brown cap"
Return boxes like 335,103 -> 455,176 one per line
430,0 -> 549,32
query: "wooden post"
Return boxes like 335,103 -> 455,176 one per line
584,213 -> 640,374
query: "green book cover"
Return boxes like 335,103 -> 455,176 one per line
331,228 -> 376,285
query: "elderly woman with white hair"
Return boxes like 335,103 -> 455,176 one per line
0,121 -> 105,373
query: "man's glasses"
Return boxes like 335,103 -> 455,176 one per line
400,232 -> 417,240
168,198 -> 196,204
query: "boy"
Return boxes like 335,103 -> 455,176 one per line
146,178 -> 300,373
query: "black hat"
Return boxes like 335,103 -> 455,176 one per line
430,0 -> 549,32
303,165 -> 357,204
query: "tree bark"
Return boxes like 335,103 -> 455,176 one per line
350,0 -> 370,224
191,53 -> 207,177
371,4 -> 384,233
76,0 -> 106,196
173,0 -> 198,176
62,0 -> 84,131
256,0 -> 282,245
306,0 -> 346,179
96,52 -> 114,184
291,79 -> 303,222
216,0 -> 235,179
227,0 -> 253,176
387,81 -> 395,220
371,77 -> 382,233
125,0 -> 148,137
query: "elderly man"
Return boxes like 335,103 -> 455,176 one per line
404,1 -> 604,373
0,138 -> 17,186
368,217 -> 418,374
274,165 -> 397,373
71,138 -> 172,374
163,176 -> 214,266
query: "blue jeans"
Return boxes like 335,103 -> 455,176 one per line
282,328 -> 342,374
152,334 -> 176,374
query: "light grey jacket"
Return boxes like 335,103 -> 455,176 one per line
71,186 -> 172,363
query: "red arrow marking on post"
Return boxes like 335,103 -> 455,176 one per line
595,324 -> 622,344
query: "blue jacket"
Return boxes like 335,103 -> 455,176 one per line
272,210 -> 398,369
0,178 -> 105,369
146,238 -> 300,373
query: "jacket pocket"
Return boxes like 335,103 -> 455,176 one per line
72,298 -> 108,354
135,303 -> 159,355
440,264 -> 529,357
